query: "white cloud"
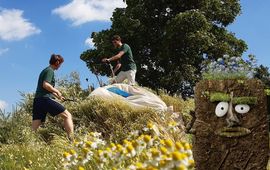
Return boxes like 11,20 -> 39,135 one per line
0,48 -> 9,56
0,9 -> 41,41
85,37 -> 94,48
52,0 -> 126,26
0,100 -> 8,110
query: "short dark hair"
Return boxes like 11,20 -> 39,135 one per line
112,35 -> 121,41
49,54 -> 64,65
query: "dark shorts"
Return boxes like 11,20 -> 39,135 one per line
32,97 -> 66,122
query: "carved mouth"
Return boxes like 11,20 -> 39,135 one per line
215,127 -> 251,137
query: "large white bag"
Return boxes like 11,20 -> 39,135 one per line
89,84 -> 169,112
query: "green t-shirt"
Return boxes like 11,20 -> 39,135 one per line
35,66 -> 55,98
116,44 -> 136,71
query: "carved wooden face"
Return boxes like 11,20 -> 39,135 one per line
193,79 -> 269,169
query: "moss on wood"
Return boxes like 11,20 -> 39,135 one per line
210,92 -> 230,102
232,97 -> 257,105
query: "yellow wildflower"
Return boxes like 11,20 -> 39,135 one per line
82,148 -> 90,154
159,160 -> 167,167
127,144 -> 134,153
175,142 -> 184,151
146,166 -> 158,170
160,146 -> 168,155
77,156 -> 83,161
176,164 -> 187,170
116,144 -> 123,151
89,132 -> 101,137
168,121 -> 178,126
172,152 -> 187,161
150,148 -> 160,158
143,135 -> 151,143
63,152 -> 70,158
70,149 -> 76,155
78,166 -> 85,170
126,144 -> 136,157
184,143 -> 192,150
188,159 -> 195,167
147,122 -> 154,129
123,139 -> 131,145
63,151 -> 72,162
135,162 -> 144,168
160,139 -> 165,145
98,150 -> 103,155
85,141 -> 93,148
132,140 -> 139,148
105,147 -> 111,152
74,141 -> 79,145
110,142 -> 116,148
161,154 -> 169,160
164,139 -> 174,148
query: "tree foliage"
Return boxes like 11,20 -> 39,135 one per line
80,0 -> 247,96
254,65 -> 270,88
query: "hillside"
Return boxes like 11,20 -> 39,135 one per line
0,77 -> 195,170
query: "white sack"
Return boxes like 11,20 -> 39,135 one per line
89,83 -> 168,112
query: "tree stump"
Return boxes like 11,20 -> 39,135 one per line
193,79 -> 269,170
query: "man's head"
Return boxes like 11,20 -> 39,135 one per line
50,54 -> 64,70
111,35 -> 122,48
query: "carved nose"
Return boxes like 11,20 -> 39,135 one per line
226,92 -> 240,127
226,115 -> 240,127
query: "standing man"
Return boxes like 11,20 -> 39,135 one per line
32,54 -> 74,140
102,35 -> 137,85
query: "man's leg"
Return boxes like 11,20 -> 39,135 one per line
32,119 -> 42,131
114,71 -> 126,84
32,98 -> 44,131
59,110 -> 74,138
126,70 -> 136,85
47,98 -> 73,139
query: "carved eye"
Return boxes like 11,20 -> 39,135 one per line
235,104 -> 250,114
215,102 -> 229,117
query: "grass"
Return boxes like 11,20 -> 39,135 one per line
0,79 -> 195,169
202,72 -> 248,80
1,74 -> 267,169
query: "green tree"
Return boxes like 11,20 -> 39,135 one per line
254,65 -> 270,88
80,0 -> 247,97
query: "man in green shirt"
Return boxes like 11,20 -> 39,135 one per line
32,54 -> 74,140
102,35 -> 137,85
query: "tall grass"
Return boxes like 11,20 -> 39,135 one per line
0,73 -> 195,169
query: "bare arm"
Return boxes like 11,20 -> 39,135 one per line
43,81 -> 64,100
113,62 -> 122,74
102,51 -> 125,62
110,51 -> 125,61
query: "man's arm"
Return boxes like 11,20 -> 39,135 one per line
102,51 -> 125,62
43,81 -> 64,100
113,62 -> 122,74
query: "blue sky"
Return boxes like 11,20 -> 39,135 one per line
0,0 -> 269,112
